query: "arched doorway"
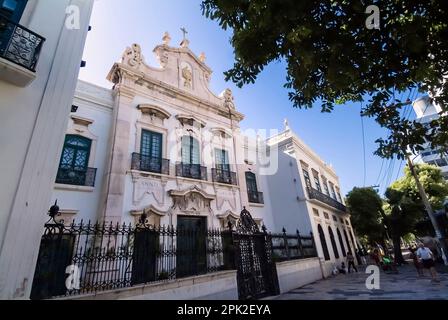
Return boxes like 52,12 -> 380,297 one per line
317,224 -> 330,261
337,228 -> 346,257
328,227 -> 339,259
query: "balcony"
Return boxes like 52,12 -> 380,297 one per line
0,15 -> 45,86
211,168 -> 238,185
131,153 -> 170,175
56,167 -> 97,187
307,187 -> 346,212
248,191 -> 264,204
176,163 -> 208,181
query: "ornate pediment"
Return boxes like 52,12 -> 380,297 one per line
176,114 -> 206,128
137,104 -> 171,121
169,186 -> 215,214
107,34 -> 246,123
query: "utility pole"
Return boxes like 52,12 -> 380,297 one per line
406,155 -> 448,265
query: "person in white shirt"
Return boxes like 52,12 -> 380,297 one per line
416,243 -> 439,283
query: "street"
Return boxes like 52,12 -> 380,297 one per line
271,263 -> 448,300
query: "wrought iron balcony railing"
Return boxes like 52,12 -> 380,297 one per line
55,167 -> 97,187
248,191 -> 264,204
307,187 -> 346,212
131,153 -> 170,175
0,15 -> 45,71
176,163 -> 208,181
211,168 -> 238,185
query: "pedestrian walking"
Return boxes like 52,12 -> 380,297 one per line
409,247 -> 424,277
347,251 -> 358,273
416,243 -> 440,283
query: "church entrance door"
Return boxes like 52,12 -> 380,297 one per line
176,216 -> 207,278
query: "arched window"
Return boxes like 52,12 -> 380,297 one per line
337,228 -> 346,257
317,224 -> 330,261
56,135 -> 94,186
328,227 -> 339,259
181,135 -> 200,164
343,229 -> 352,254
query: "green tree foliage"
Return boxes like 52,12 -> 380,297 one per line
201,1 -> 448,159
346,187 -> 386,245
388,163 -> 448,237
390,164 -> 448,210
383,188 -> 423,263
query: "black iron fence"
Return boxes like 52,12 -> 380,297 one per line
55,167 -> 97,187
211,168 -> 238,185
31,205 -> 317,300
31,216 -> 226,300
271,228 -> 317,262
0,14 -> 45,71
131,153 -> 170,175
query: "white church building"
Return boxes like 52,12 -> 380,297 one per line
47,33 -> 357,298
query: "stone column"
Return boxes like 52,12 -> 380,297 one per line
100,85 -> 136,224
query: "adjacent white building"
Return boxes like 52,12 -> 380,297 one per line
413,96 -> 448,179
0,0 -> 94,299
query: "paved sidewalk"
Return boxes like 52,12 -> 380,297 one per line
272,263 -> 448,300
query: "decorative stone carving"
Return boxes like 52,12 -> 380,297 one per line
138,104 -> 171,121
215,188 -> 237,211
133,178 -> 165,206
222,88 -> 235,110
122,43 -> 143,68
181,64 -> 193,88
176,114 -> 206,128
198,52 -> 206,63
162,32 -> 171,45
170,186 -> 215,214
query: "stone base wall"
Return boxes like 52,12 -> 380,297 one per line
58,270 -> 238,300
276,258 -> 323,294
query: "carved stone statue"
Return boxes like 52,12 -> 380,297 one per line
162,32 -> 171,45
222,88 -> 235,110
182,66 -> 192,88
198,52 -> 206,63
284,118 -> 290,131
122,43 -> 143,68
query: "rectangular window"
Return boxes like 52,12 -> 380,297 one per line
322,178 -> 330,196
323,212 -> 330,220
313,208 -> 319,217
329,182 -> 337,199
181,136 -> 200,164
215,148 -> 230,172
332,215 -> 338,222
141,130 -> 162,159
303,169 -> 312,189
312,170 -> 322,192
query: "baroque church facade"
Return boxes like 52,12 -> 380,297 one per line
50,33 -> 356,274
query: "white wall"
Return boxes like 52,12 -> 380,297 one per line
266,149 -> 313,234
51,81 -> 114,222
0,0 -> 94,299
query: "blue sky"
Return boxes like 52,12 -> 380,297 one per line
79,0 -> 418,196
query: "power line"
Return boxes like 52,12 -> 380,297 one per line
361,102 -> 367,187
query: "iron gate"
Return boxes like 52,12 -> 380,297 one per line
232,208 -> 280,300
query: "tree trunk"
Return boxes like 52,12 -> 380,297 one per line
392,235 -> 404,265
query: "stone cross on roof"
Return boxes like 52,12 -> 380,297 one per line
180,27 -> 190,48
